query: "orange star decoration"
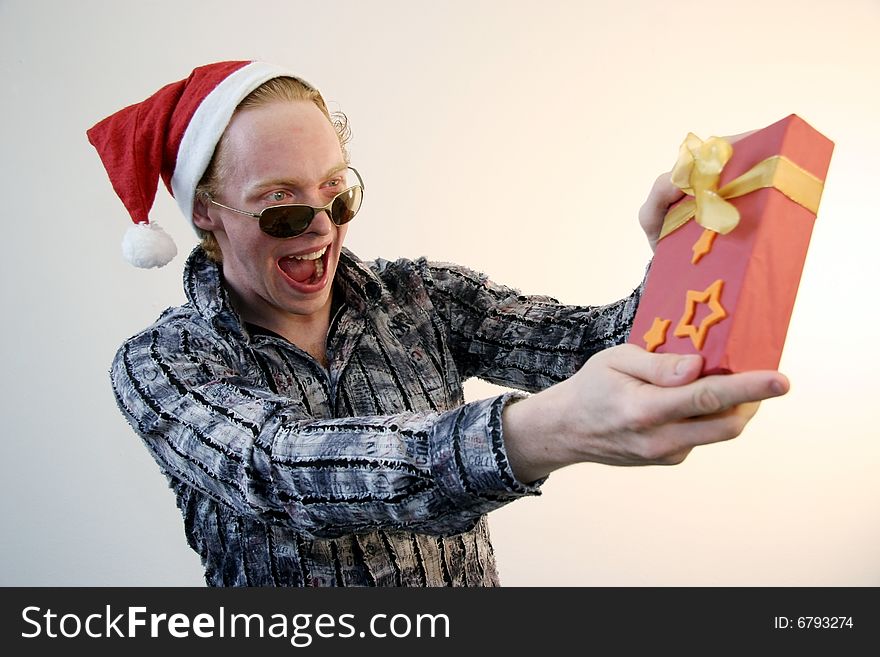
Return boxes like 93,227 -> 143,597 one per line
691,228 -> 718,264
642,317 -> 671,352
674,279 -> 728,350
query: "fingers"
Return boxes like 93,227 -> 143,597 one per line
570,345 -> 788,465
601,343 -> 788,432
639,172 -> 685,218
603,343 -> 704,387
646,369 -> 788,426
639,402 -> 761,462
676,401 -> 761,446
650,171 -> 685,205
638,172 -> 687,252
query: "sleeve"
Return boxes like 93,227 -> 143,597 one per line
110,319 -> 539,539
421,259 -> 646,391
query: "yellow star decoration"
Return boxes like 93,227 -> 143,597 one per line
674,279 -> 728,350
643,317 -> 671,352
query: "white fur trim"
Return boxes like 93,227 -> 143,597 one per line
170,62 -> 314,230
122,221 -> 178,268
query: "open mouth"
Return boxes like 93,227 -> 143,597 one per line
277,245 -> 330,290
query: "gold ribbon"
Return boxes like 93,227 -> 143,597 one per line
659,133 -> 825,240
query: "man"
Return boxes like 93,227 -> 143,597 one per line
88,61 -> 787,586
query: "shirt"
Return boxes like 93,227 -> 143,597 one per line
110,246 -> 642,586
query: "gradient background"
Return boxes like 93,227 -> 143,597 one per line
2,0 -> 878,586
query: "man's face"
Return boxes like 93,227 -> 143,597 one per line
200,100 -> 351,330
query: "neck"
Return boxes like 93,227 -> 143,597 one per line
231,292 -> 334,369
276,311 -> 332,368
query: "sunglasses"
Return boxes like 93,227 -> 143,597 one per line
207,167 -> 364,239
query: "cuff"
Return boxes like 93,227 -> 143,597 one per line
429,391 -> 544,508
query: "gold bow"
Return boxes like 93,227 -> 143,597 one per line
660,133 -> 825,241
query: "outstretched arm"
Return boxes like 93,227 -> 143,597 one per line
502,344 -> 789,483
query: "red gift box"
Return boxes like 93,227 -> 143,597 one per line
628,114 -> 834,374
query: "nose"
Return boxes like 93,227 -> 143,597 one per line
304,204 -> 334,236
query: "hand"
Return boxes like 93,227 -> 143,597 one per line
638,130 -> 757,253
638,172 -> 683,253
502,344 -> 789,482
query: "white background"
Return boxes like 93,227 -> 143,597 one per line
1,0 -> 878,586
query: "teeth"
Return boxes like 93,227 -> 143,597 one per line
314,258 -> 324,279
288,246 -> 327,261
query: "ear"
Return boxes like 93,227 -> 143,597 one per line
192,193 -> 221,232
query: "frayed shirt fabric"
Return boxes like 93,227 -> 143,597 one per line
111,246 -> 642,586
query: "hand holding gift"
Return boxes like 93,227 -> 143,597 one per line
502,343 -> 789,482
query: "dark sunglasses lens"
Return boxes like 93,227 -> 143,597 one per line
257,184 -> 363,238
330,187 -> 362,226
260,206 -> 313,238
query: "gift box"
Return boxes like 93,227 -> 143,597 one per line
628,114 -> 834,374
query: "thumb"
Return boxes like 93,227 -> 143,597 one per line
604,344 -> 703,387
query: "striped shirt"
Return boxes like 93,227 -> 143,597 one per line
110,246 -> 642,586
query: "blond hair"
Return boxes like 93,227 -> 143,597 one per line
194,77 -> 351,261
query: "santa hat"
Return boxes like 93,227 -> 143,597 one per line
87,60 -> 313,268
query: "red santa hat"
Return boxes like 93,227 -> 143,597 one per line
87,60 -> 313,268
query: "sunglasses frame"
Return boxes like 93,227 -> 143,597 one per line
207,166 -> 364,239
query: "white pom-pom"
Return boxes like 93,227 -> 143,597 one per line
121,221 -> 178,268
